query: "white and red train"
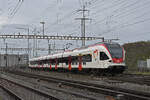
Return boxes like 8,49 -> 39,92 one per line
29,42 -> 127,74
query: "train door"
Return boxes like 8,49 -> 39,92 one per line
99,52 -> 109,68
93,49 -> 99,67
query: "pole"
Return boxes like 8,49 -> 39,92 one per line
15,27 -> 30,57
27,28 -> 30,58
48,44 -> 51,54
0,53 -> 2,67
18,52 -> 19,67
43,23 -> 44,36
81,19 -> 84,46
27,28 -> 29,67
35,39 -> 38,57
75,5 -> 91,47
82,5 -> 86,46
102,37 -> 104,42
40,22 -> 45,36
5,43 -> 8,67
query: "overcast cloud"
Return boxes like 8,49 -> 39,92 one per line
0,0 -> 150,56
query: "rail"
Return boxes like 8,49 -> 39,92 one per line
0,76 -> 61,100
0,84 -> 23,100
7,70 -> 150,100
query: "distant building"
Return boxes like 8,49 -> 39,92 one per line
138,59 -> 150,71
147,59 -> 150,69
0,54 -> 28,67
138,60 -> 147,68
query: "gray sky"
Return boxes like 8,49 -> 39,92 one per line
0,0 -> 150,56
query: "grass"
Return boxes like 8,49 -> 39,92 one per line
134,71 -> 150,75
126,69 -> 150,75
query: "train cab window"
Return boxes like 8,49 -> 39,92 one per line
100,52 -> 109,60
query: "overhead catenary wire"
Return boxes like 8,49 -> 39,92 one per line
87,0 -> 149,32
2,0 -> 150,53
50,0 -> 97,35
8,0 -> 24,22
81,0 -> 150,41
44,10 -> 78,32
111,1 -> 150,20
44,0 -> 99,33
90,0 -> 141,26
100,17 -> 150,36
56,0 -> 142,38
87,0 -> 107,9
30,0 -> 100,36
102,4 -> 150,32
29,0 -> 56,25
90,0 -> 127,16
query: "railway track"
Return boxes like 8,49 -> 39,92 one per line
109,74 -> 150,86
3,67 -> 150,85
5,70 -> 150,100
29,68 -> 150,86
0,75 -> 62,100
1,71 -> 105,100
0,84 -> 23,100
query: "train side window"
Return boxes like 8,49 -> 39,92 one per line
72,62 -> 74,65
75,62 -> 78,65
83,62 -> 86,65
100,52 -> 109,60
72,56 -> 78,65
30,61 -> 33,65
51,59 -> 55,65
82,54 -> 92,62
66,62 -> 68,65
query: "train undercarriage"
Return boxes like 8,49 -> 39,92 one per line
30,65 -> 127,76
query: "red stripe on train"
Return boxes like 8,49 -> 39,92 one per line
68,56 -> 72,70
112,58 -> 123,63
55,58 -> 58,70
78,56 -> 82,71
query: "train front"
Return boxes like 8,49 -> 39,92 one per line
104,43 -> 127,74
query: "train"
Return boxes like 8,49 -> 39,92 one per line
29,42 -> 127,75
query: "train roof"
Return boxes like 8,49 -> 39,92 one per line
29,42 -> 120,61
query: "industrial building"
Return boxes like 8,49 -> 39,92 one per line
0,54 -> 28,67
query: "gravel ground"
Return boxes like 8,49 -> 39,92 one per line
91,78 -> 150,93
3,68 -> 150,100
23,68 -> 150,93
2,72 -> 108,100
0,78 -> 50,100
0,87 -> 16,100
